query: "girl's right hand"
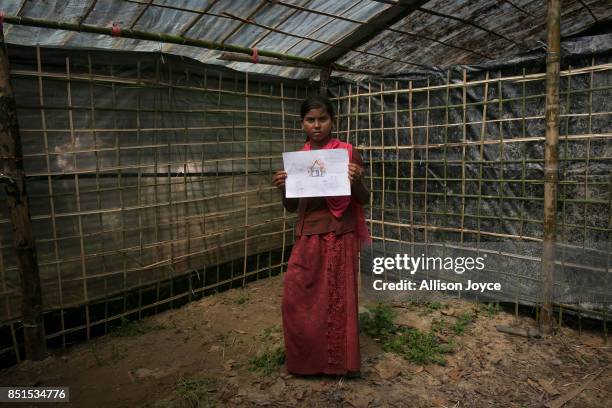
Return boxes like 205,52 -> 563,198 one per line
273,171 -> 287,190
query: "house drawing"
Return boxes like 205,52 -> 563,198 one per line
308,160 -> 326,177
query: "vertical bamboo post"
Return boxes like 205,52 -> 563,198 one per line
319,65 -> 331,96
380,83 -> 386,241
0,30 -> 47,360
346,84 -> 352,144
279,82 -> 287,275
367,82 -> 374,240
242,72 -> 249,287
539,0 -> 561,332
408,81 -> 415,244
136,60 -> 144,320
394,81 -> 400,244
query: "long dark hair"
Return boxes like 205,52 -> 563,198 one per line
300,96 -> 335,141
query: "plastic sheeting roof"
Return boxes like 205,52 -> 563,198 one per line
1,0 -> 610,80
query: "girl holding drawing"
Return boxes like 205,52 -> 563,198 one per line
272,96 -> 370,376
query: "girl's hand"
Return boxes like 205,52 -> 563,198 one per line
348,163 -> 364,184
273,170 -> 287,190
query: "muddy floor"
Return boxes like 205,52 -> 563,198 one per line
0,275 -> 609,407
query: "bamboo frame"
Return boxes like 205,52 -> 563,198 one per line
2,15 -> 325,68
332,57 -> 610,328
0,48 -> 308,364
0,36 -> 46,360
272,0 -> 492,60
540,0 -> 562,331
0,43 -> 609,364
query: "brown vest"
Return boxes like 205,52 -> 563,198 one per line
296,197 -> 356,236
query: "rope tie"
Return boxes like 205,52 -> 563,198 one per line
111,23 -> 121,37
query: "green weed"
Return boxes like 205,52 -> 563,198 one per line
383,328 -> 453,365
90,343 -> 104,367
481,302 -> 501,317
359,304 -> 396,338
249,325 -> 285,376
110,344 -> 128,363
111,317 -> 165,337
234,290 -> 249,305
431,318 -> 447,334
361,303 -> 470,366
174,376 -> 216,408
89,342 -> 128,367
249,346 -> 285,376
420,301 -> 445,315
451,312 -> 474,335
432,312 -> 474,336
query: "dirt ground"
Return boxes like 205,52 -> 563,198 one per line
0,275 -> 609,408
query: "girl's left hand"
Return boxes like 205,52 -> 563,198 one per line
348,163 -> 364,184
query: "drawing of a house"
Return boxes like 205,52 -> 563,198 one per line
308,160 -> 326,177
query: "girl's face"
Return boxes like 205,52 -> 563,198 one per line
302,107 -> 333,145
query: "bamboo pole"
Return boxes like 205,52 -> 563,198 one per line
0,28 -> 47,360
217,52 -> 379,76
2,15 -> 327,68
242,72 -> 249,287
320,65 -> 332,96
272,0 -> 492,60
539,0 -> 561,332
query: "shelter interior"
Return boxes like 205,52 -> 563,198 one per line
0,0 -> 609,366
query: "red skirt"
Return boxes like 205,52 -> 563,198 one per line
282,231 -> 360,375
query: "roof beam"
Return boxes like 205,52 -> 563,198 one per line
416,7 -> 529,50
270,0 -> 492,60
128,0 -> 154,30
221,11 -> 426,68
2,15 -> 326,67
312,0 -> 429,64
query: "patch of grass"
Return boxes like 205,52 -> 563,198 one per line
262,325 -> 282,339
359,304 -> 396,338
111,317 -> 165,337
450,312 -> 473,335
361,303 -> 468,366
249,325 -> 285,376
480,302 -> 501,317
89,343 -> 128,367
110,344 -> 128,363
249,347 -> 285,376
90,343 -> 104,367
174,376 -> 216,408
234,290 -> 249,305
431,318 -> 447,334
383,328 -> 453,365
420,301 -> 445,315
432,312 -> 474,336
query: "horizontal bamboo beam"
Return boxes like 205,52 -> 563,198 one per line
9,69 -> 306,101
220,10 -> 422,68
217,52 -> 380,75
2,15 -> 326,68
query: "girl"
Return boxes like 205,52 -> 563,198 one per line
272,96 -> 370,376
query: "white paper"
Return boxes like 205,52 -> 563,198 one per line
282,149 -> 350,198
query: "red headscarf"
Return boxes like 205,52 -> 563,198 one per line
301,137 -> 371,247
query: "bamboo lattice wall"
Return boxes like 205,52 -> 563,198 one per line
331,56 -> 610,321
0,46 -> 312,364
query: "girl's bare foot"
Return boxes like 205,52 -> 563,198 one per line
280,365 -> 293,379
